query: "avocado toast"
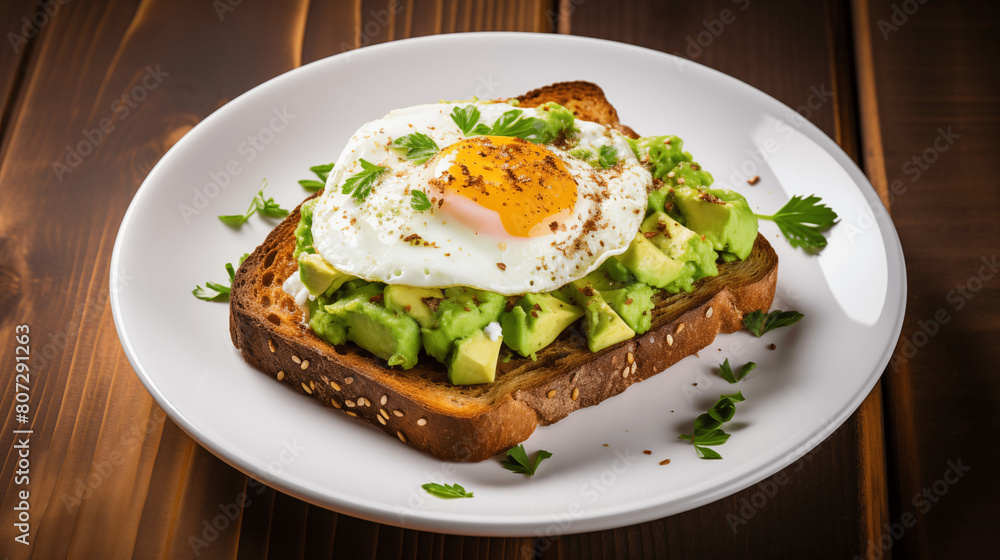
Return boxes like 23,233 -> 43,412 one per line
229,82 -> 778,462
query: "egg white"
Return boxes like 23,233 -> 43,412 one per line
310,101 -> 651,295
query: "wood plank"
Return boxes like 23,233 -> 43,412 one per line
853,0 -> 1000,558
551,0 -> 889,557
0,0 -> 39,151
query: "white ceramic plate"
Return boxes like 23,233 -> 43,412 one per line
111,33 -> 905,536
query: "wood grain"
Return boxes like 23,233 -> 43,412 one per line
853,0 -> 1000,558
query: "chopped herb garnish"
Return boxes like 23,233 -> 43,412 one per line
679,391 -> 745,460
299,163 -> 334,192
597,145 -> 619,168
500,444 -> 553,476
421,482 -> 473,499
192,254 -> 248,302
755,194 -> 838,253
390,132 -> 440,164
743,309 -> 804,337
450,105 -> 482,136
472,109 -> 544,142
718,359 -> 757,384
340,158 -> 387,203
410,189 -> 432,211
219,181 -> 288,226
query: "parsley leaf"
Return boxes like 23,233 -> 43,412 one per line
679,392 -> 745,460
743,309 -> 804,337
755,194 -> 838,253
411,190 -> 432,211
390,132 -> 440,164
421,482 -> 473,499
472,109 -> 545,142
451,105 -> 482,135
219,181 -> 288,225
192,254 -> 248,302
340,159 -> 387,203
597,145 -> 619,168
718,359 -> 757,384
299,163 -> 334,192
500,444 -> 553,476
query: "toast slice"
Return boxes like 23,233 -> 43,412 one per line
229,82 -> 778,462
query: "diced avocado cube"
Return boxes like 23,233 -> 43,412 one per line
673,186 -> 757,260
640,212 -> 719,281
601,283 -> 655,334
597,257 -> 635,283
384,285 -> 444,328
421,288 -> 506,363
627,135 -> 691,179
311,281 -> 421,369
562,280 -> 635,352
298,253 -> 352,297
615,234 -> 687,289
448,329 -> 503,385
500,293 -> 584,358
646,161 -> 714,217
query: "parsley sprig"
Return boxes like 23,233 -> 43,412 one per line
597,145 -> 619,168
340,159 -> 387,203
718,359 -> 757,384
755,194 -> 838,253
679,392 -> 745,459
390,132 -> 439,164
193,254 -> 249,302
410,190 -> 431,211
218,181 -> 289,226
743,309 -> 804,337
421,482 -> 473,499
451,104 -> 548,142
450,105 -> 481,135
298,163 -> 333,191
500,444 -> 553,476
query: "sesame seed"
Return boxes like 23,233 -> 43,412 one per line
627,352 -> 634,365
631,362 -> 637,375
377,415 -> 386,425
345,400 -> 356,407
380,409 -> 389,419
622,366 -> 630,378
301,383 -> 312,394
331,399 -> 341,409
706,307 -> 713,318
330,381 -> 341,391
346,411 -> 358,417
571,387 -> 580,400
397,431 -> 407,443
417,418 -> 427,426
291,355 -> 301,364
392,409 -> 404,417
277,371 -> 285,381
380,395 -> 388,406
268,339 -> 275,353
345,377 -> 354,384
667,334 -> 674,346
677,323 -> 685,333
309,380 -> 315,390
301,359 -> 310,370
570,372 -> 579,383
547,390 -> 557,398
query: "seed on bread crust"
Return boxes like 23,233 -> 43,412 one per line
667,334 -> 674,346
301,359 -> 310,370
292,355 -> 301,364
392,409 -> 404,417
277,371 -> 285,381
417,418 -> 427,426
706,307 -> 714,318
380,409 -> 389,419
380,395 -> 388,406
331,399 -> 342,409
547,390 -> 557,398
397,431 -> 407,443
571,387 -> 580,401
330,381 -> 341,391
301,383 -> 312,394
377,415 -> 386,425
627,352 -> 634,365
345,400 -> 356,407
268,339 -> 275,353
622,366 -> 629,379
346,411 -> 358,417
677,323 -> 685,333
345,377 -> 354,384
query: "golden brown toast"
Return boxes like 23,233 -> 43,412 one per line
229,82 -> 778,462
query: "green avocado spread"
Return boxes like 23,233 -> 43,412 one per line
289,126 -> 758,385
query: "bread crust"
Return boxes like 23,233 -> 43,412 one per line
229,82 -> 778,462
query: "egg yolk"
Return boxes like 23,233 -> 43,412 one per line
435,136 -> 578,238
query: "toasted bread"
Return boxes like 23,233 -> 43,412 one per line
229,82 -> 778,462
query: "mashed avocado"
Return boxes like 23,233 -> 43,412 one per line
288,130 -> 759,383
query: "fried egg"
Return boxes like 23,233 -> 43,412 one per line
311,101 -> 651,295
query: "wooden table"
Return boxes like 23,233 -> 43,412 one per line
1,0 -> 996,557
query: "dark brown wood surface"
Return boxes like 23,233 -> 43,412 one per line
0,0 -> 995,558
